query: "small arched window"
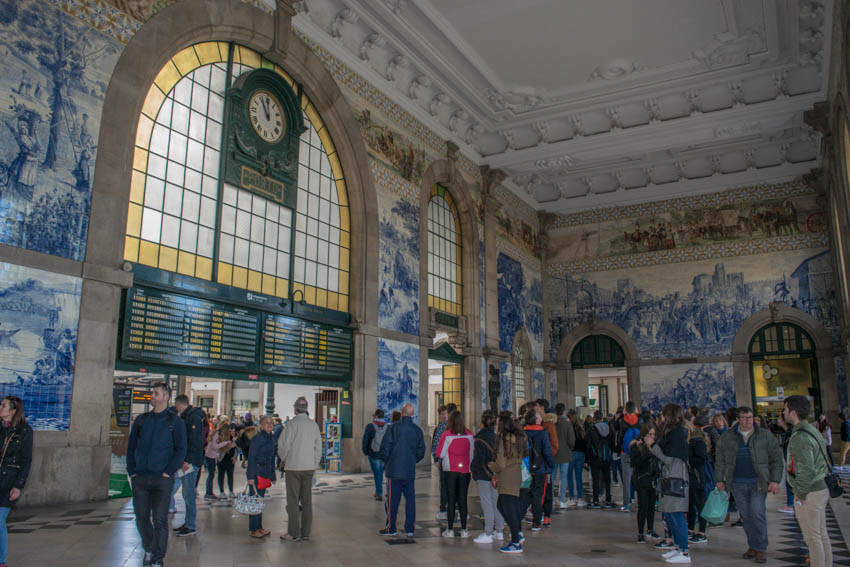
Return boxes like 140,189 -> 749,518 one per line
427,185 -> 462,316
124,43 -> 350,311
513,343 -> 525,405
748,322 -> 814,357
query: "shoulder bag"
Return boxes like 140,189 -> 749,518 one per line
796,428 -> 843,499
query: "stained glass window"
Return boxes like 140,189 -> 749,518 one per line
125,43 -> 350,311
427,185 -> 462,316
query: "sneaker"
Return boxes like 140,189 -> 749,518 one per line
665,551 -> 691,564
143,551 -> 153,566
175,526 -> 196,537
229,492 -> 236,499
518,532 -> 525,544
778,506 -> 795,514
493,531 -> 504,541
378,528 -> 397,536
172,524 -> 186,532
637,534 -> 646,544
374,495 -> 382,501
576,499 -> 588,508
662,549 -> 681,559
731,519 -> 744,528
473,532 -> 493,543
531,525 -> 542,532
655,540 -> 675,550
405,532 -> 414,538
620,505 -> 630,512
499,542 -> 523,554
437,511 -> 447,521
441,529 -> 455,538
559,500 -> 568,509
566,498 -> 577,507
459,530 -> 470,538
648,531 -> 663,539
603,502 -> 616,509
301,536 -> 310,541
589,502 -> 601,509
203,494 -> 218,501
168,508 -> 176,514
689,534 -> 707,544
543,517 -> 551,527
151,563 -> 163,567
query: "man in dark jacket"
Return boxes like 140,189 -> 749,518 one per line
839,412 -> 850,467
521,411 -> 555,530
174,394 -> 205,536
128,382 -> 186,567
715,406 -> 783,564
362,409 -> 388,501
587,410 -> 615,509
379,403 -> 425,537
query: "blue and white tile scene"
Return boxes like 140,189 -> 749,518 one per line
499,360 -> 512,412
497,252 -> 543,360
0,0 -> 122,260
548,248 -> 839,360
377,187 -> 419,335
376,338 -> 419,423
640,363 -> 735,415
0,261 -> 81,430
533,367 -> 545,400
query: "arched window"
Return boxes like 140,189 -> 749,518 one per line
570,335 -> 625,368
124,43 -> 350,311
513,343 -> 525,408
427,185 -> 462,316
749,322 -> 819,416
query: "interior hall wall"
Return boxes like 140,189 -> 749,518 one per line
546,179 -> 845,411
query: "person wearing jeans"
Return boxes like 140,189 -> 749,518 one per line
620,412 -> 640,511
715,407 -> 783,564
553,403 -> 575,508
471,410 -> 504,543
784,395 -> 833,567
0,396 -> 33,567
246,416 -> 276,538
568,410 -> 587,505
362,410 -> 388,500
174,395 -> 205,537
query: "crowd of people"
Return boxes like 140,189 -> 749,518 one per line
369,397 -> 842,565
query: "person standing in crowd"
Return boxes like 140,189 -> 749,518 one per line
567,410 -> 587,507
235,421 -> 258,468
362,409 -> 389,501
278,396 -> 322,542
390,411 -> 401,424
436,411 -> 474,538
537,400 -> 558,526
816,414 -> 834,466
553,403 -> 575,509
521,410 -> 554,531
0,396 -> 32,567
246,415 -> 276,539
127,383 -> 187,567
490,412 -> 526,554
379,403 -> 425,537
685,416 -> 709,545
431,404 -> 454,520
204,421 -> 235,500
703,414 -> 726,467
472,410 -> 504,543
715,407 -> 783,564
173,394 -> 204,539
620,402 -> 640,511
649,404 -> 691,564
630,422 -> 661,543
775,412 -> 795,515
272,416 -> 284,470
216,421 -> 237,500
784,395 -> 833,567
839,412 -> 850,467
587,409 -> 615,509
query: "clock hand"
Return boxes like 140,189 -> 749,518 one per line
262,96 -> 270,122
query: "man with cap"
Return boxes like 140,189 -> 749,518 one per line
278,396 -> 322,541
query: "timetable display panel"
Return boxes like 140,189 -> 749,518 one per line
123,286 -> 259,369
262,314 -> 353,379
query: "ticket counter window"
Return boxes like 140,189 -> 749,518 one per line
749,322 -> 818,417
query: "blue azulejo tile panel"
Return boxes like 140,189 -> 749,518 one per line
377,338 -> 419,423
0,262 -> 82,430
532,368 -> 545,400
497,253 -> 542,359
548,369 -> 558,405
548,248 -> 839,361
499,361 -> 512,412
377,185 -> 419,336
641,363 -> 735,415
835,356 -> 847,410
0,0 -> 122,260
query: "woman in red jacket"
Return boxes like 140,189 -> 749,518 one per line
436,411 -> 474,538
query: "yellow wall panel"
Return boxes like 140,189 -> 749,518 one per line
177,251 -> 195,276
232,266 -> 248,289
124,237 -> 139,262
194,42 -> 225,65
247,270 -> 262,292
138,240 -> 159,267
132,149 -> 148,174
126,203 -> 142,237
276,278 -> 289,298
338,295 -> 348,312
171,46 -> 201,76
262,274 -> 276,296
141,85 -> 165,120
217,262 -> 233,285
159,246 -> 178,272
153,61 -> 181,95
195,256 -> 212,280
136,115 -> 154,149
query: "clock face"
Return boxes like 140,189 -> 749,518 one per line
248,90 -> 285,143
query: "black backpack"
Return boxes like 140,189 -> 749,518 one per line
136,410 -> 179,450
527,435 -> 544,474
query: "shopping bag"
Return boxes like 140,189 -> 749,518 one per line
700,489 -> 729,525
234,489 -> 264,516
520,457 -> 531,489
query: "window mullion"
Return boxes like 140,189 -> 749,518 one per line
211,42 -> 235,283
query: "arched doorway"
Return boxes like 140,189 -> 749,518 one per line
571,335 -> 627,417
749,322 -> 819,418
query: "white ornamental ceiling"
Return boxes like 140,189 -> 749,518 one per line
291,0 -> 831,214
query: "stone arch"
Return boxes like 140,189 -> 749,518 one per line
90,0 -> 378,472
732,303 -> 838,415
418,157 -> 481,349
554,318 -> 641,409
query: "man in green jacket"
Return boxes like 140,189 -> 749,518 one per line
715,406 -> 783,564
784,395 -> 832,567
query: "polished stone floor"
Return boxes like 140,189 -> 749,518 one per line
7,466 -> 850,566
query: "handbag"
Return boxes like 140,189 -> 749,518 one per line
796,429 -> 843,499
234,487 -> 264,515
700,489 -> 729,525
660,477 -> 686,498
257,475 -> 272,490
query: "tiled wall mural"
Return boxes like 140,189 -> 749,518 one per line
0,0 -> 122,260
376,338 -> 419,423
497,253 -> 543,360
533,367 -> 545,400
499,360 -> 512,412
0,262 -> 81,430
640,363 -> 735,414
377,185 -> 419,336
835,356 -> 848,410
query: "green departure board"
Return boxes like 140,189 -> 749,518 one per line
120,285 -> 352,381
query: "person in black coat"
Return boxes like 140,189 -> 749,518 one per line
246,416 -> 277,538
630,422 -> 660,542
0,396 -> 32,566
686,421 -> 709,543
